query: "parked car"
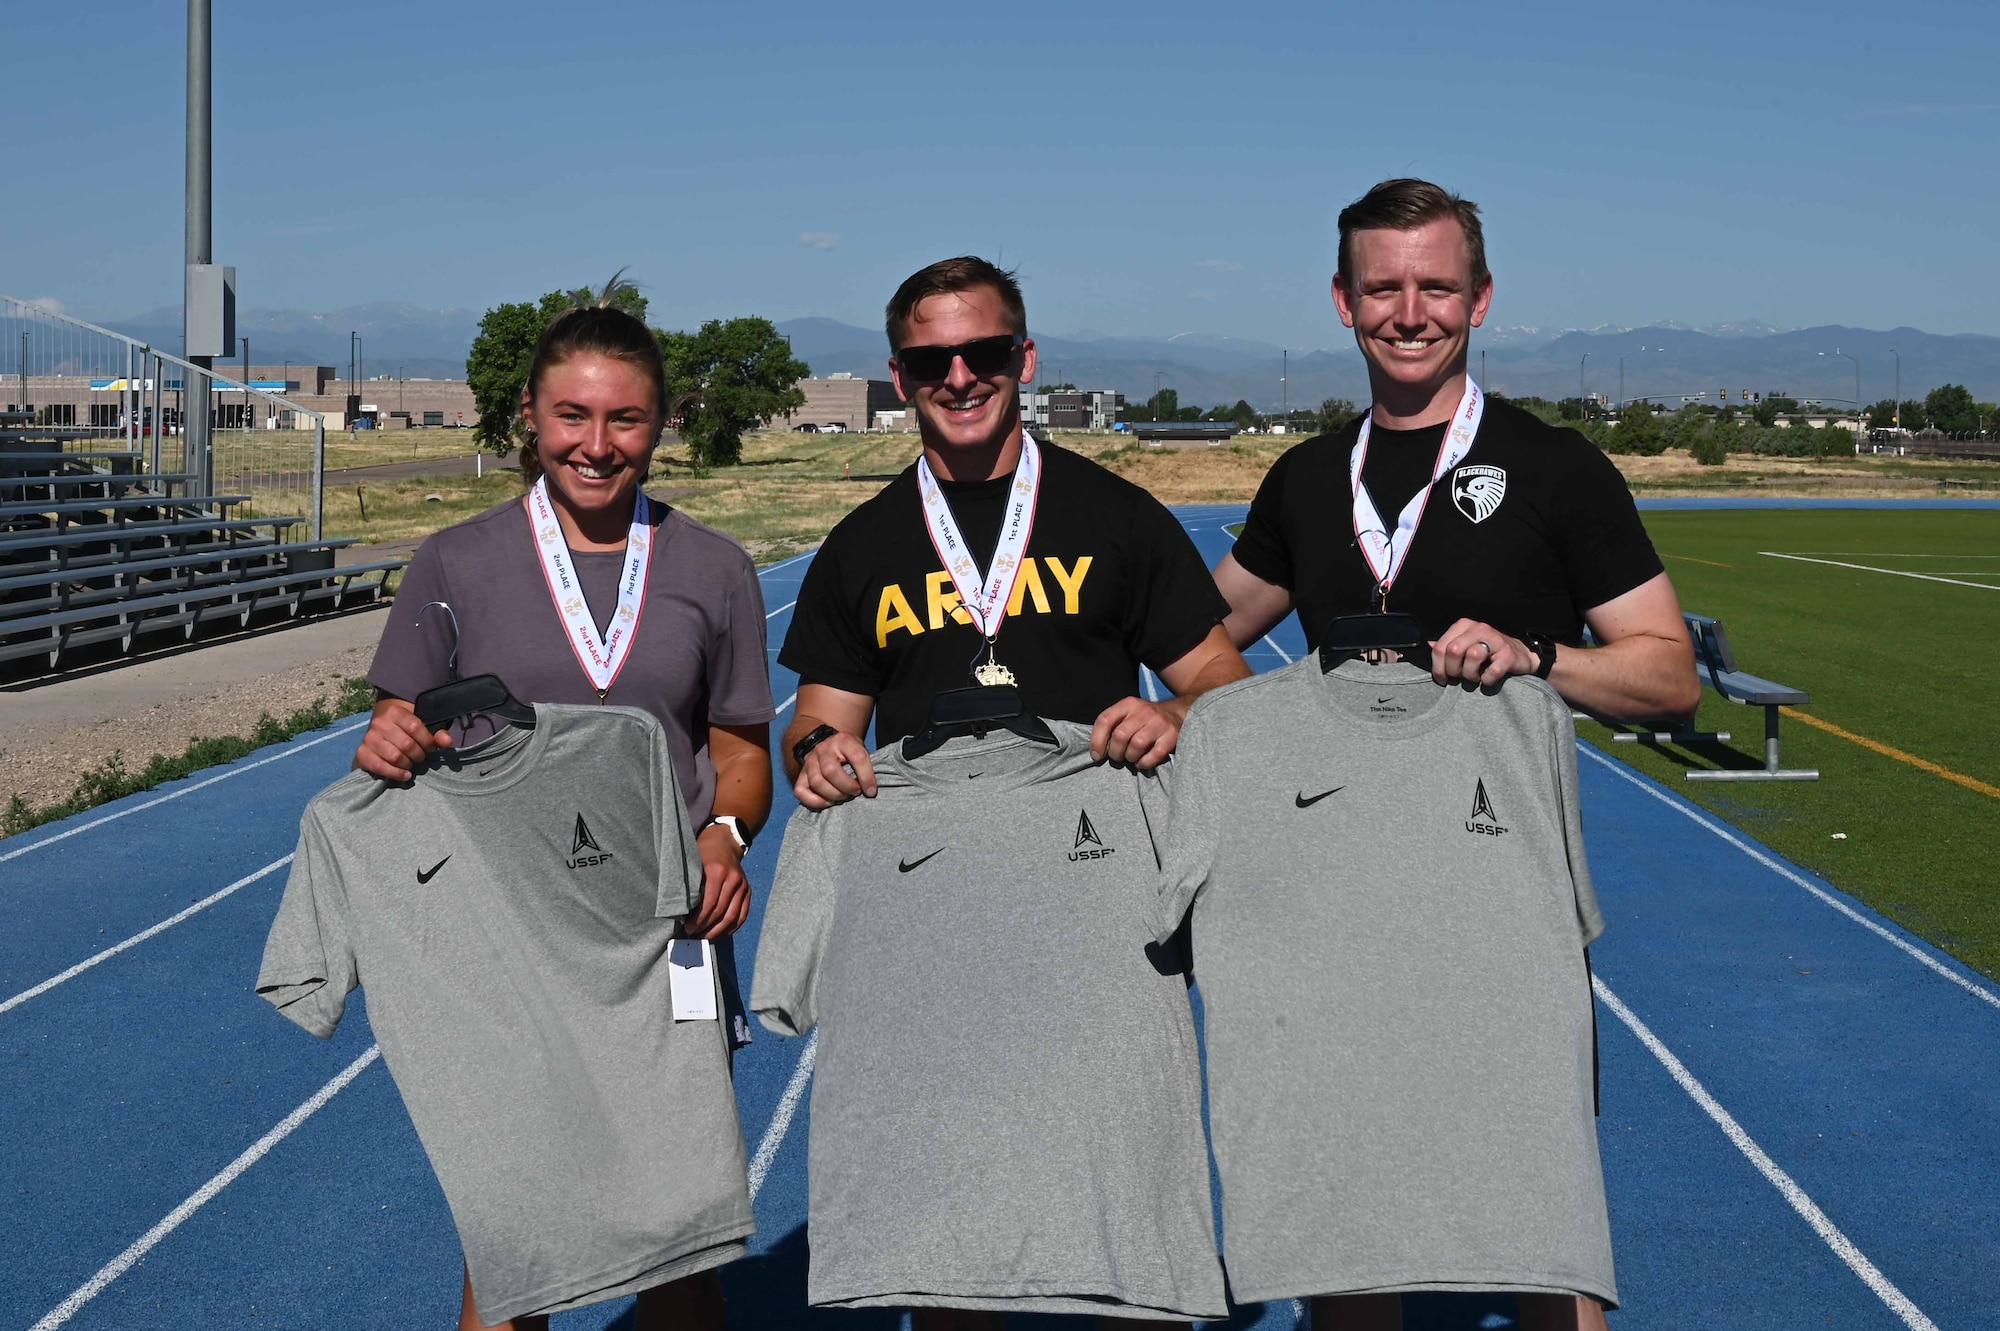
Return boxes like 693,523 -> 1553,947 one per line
792,423 -> 820,433
821,421 -> 848,434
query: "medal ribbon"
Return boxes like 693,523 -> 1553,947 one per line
916,432 -> 1042,643
526,477 -> 653,695
1349,380 -> 1484,604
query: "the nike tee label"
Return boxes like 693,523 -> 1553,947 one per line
898,848 -> 946,873
1295,788 -> 1344,808
417,855 -> 451,884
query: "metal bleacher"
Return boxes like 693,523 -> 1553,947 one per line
0,424 -> 400,669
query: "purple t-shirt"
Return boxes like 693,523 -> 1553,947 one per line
369,495 -> 778,827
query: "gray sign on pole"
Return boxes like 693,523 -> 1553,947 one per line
185,264 -> 236,359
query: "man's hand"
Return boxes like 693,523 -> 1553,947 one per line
1090,696 -> 1182,769
794,729 -> 879,810
1430,618 -> 1538,690
353,696 -> 452,781
687,824 -> 752,938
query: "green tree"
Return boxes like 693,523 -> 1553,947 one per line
1317,397 -> 1359,434
1865,398 -> 1899,429
1750,397 -> 1780,428
1687,419 -> 1728,466
1147,388 -> 1180,420
660,318 -> 809,466
1924,383 -> 1978,433
1897,398 -> 1927,430
1609,400 -> 1666,456
466,283 -> 652,455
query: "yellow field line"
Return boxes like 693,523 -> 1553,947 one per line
1785,708 -> 2000,801
1663,552 -> 1732,568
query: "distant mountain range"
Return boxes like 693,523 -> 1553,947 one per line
94,304 -> 1998,407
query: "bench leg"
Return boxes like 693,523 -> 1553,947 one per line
1687,704 -> 1820,781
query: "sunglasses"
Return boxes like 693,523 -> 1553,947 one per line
894,334 -> 1024,383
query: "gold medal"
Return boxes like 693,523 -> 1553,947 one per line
974,658 -> 1017,687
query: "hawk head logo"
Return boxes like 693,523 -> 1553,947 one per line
1451,465 -> 1507,523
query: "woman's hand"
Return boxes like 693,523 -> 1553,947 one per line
352,696 -> 453,781
688,824 -> 752,938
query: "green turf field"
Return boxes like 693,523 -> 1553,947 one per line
1603,509 -> 2000,980
1224,509 -> 2000,978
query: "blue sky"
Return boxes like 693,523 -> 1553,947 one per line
4,0 -> 1995,345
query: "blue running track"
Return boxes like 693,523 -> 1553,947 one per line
3,509 -> 1995,1330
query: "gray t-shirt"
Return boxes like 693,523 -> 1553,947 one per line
368,495 -> 777,828
1158,659 -> 1615,1306
752,721 -> 1226,1321
257,704 -> 754,1324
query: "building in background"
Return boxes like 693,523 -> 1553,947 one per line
1020,388 -> 1123,431
6,365 -> 479,431
781,373 -> 905,432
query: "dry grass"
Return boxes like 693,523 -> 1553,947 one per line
289,428 -> 2000,565
320,428 -> 483,472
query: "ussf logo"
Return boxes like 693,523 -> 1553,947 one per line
1068,810 -> 1115,863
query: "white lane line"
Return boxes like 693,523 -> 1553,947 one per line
1577,743 -> 2000,1013
765,600 -> 797,619
1260,635 -> 1294,664
29,1044 -> 382,1331
775,692 -> 796,716
1592,977 -> 1939,1331
747,1030 -> 818,1199
0,856 -> 291,1018
1760,551 -> 2000,591
0,718 -> 370,865
1140,668 -> 1162,702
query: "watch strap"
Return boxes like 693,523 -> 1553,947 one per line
791,723 -> 840,767
1525,632 -> 1557,680
704,815 -> 751,854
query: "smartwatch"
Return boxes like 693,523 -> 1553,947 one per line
791,723 -> 840,768
703,814 -> 752,854
1522,631 -> 1558,680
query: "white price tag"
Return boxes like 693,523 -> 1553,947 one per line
668,938 -> 719,1022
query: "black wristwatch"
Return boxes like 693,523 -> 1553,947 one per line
791,724 -> 840,767
1522,631 -> 1558,680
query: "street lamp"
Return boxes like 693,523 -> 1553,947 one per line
1618,347 -> 1663,411
1820,349 -> 1860,425
1890,348 -> 1901,429
1580,353 -> 1590,419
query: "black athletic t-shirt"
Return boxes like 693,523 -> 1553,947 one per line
781,441 -> 1229,744
1232,397 -> 1663,650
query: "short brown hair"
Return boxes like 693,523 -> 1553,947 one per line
1335,178 -> 1488,290
520,272 -> 668,486
885,256 -> 1027,350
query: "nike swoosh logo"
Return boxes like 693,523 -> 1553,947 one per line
1295,787 -> 1344,808
416,855 -> 451,884
966,772 -> 982,779
898,848 -> 946,873
1376,697 -> 1395,704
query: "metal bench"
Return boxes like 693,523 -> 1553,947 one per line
0,515 -> 300,557
0,543 -> 364,617
0,536 -> 356,596
0,560 -> 404,667
0,471 -> 200,495
1632,613 -> 1818,781
0,493 -> 249,521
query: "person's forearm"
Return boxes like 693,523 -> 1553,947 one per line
710,749 -> 773,836
1161,647 -> 1255,724
1547,634 -> 1699,725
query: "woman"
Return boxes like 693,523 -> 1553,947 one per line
354,280 -> 774,1331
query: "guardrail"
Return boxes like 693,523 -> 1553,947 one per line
2,295 -> 326,539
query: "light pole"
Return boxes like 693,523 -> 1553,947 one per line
1820,349 -> 1860,425
1480,349 -> 1485,393
185,0 -> 213,488
1281,350 -> 1288,419
1580,353 -> 1590,419
1890,348 -> 1900,429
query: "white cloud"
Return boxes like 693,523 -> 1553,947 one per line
26,296 -> 65,314
1194,259 -> 1243,272
799,232 -> 841,251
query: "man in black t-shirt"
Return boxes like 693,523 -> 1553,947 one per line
1214,180 -> 1699,726
780,257 -> 1249,810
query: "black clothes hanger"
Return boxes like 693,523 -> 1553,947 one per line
1318,611 -> 1434,673
901,685 -> 1058,760
410,601 -> 538,730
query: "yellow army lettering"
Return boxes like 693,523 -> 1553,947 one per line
875,556 -> 1094,648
